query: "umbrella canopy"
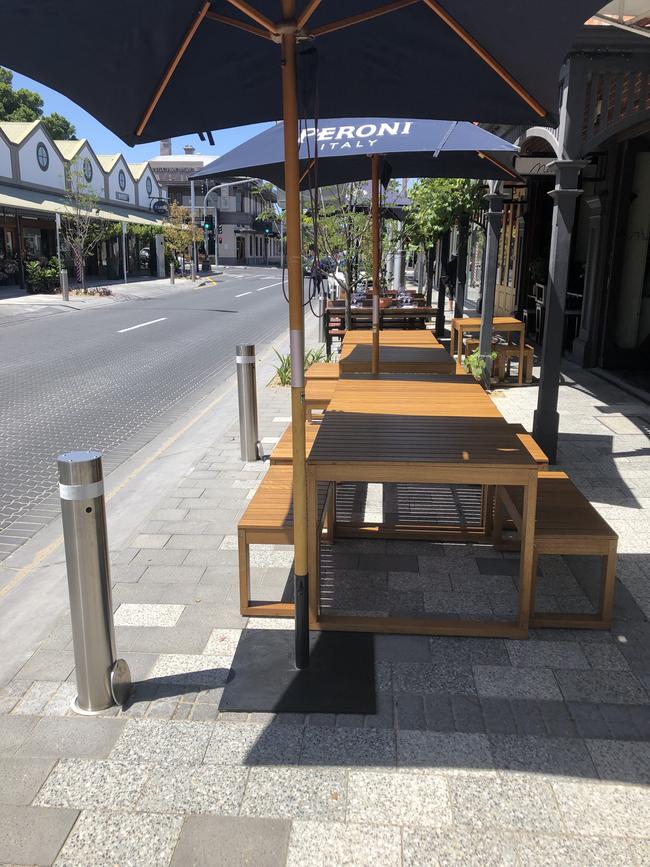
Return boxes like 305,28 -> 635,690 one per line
0,1 -> 600,144
192,118 -> 518,189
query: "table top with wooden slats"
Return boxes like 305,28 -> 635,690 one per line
304,379 -> 338,407
452,316 -> 523,330
343,330 -> 441,346
327,378 -> 499,417
339,343 -> 455,375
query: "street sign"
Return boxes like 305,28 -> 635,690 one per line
151,199 -> 168,216
514,156 -> 555,176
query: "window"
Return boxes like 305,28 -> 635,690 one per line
83,157 -> 93,182
146,175 -> 153,196
118,169 -> 126,191
36,142 -> 49,172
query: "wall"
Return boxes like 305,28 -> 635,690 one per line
69,145 -> 105,198
0,136 -> 11,179
18,133 -> 65,188
137,166 -> 161,209
106,158 -> 136,205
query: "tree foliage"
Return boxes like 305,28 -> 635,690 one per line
406,178 -> 486,247
0,67 -> 76,139
162,201 -> 201,275
60,163 -> 109,289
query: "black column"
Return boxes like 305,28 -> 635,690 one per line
532,160 -> 586,463
454,213 -> 469,319
478,193 -> 503,388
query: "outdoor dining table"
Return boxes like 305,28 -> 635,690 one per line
339,335 -> 455,376
451,316 -> 526,384
328,305 -> 435,329
342,330 -> 440,346
306,377 -> 539,638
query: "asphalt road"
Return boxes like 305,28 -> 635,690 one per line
0,266 -> 311,558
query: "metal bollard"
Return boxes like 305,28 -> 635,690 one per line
318,292 -> 326,343
60,269 -> 69,302
58,450 -> 131,714
236,344 -> 260,462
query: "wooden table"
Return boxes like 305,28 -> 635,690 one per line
304,378 -> 338,420
339,343 -> 455,375
343,330 -> 440,346
451,316 -> 526,384
306,379 -> 539,638
305,362 -> 340,380
327,305 -> 435,329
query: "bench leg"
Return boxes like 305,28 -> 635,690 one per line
325,481 -> 336,542
238,528 -> 251,615
492,487 -> 504,546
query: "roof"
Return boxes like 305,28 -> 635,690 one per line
149,154 -> 216,167
0,120 -> 40,144
0,182 -> 163,226
54,139 -> 86,159
128,162 -> 148,179
97,154 -> 121,172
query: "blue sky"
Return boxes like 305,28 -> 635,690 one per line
8,68 -> 275,160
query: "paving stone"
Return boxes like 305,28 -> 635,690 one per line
139,764 -> 247,815
287,820 -> 401,867
0,756 -> 55,805
429,637 -> 509,667
35,759 -> 150,810
374,634 -> 431,663
505,640 -> 589,669
0,805 -> 78,866
555,670 -> 649,705
395,693 -> 426,730
133,548 -> 190,567
553,779 -> 650,838
479,698 -> 518,735
567,702 -> 613,739
423,695 -> 456,732
171,815 -> 291,867
132,533 -> 170,549
393,662 -> 476,696
17,649 -> 76,682
347,770 -> 452,828
451,695 -> 485,733
538,699 -> 579,738
0,680 -> 31,715
11,681 -> 61,715
397,731 -> 493,776
473,666 -> 562,700
516,834 -> 643,867
147,653 -> 231,687
114,603 -> 184,627
204,722 -> 302,767
509,699 -> 548,736
240,767 -> 346,821
139,565 -> 205,583
449,775 -> 564,833
301,726 -> 395,768
54,809 -> 183,866
582,642 -> 631,671
598,702 -> 643,739
202,627 -> 242,657
586,739 -> 650,785
109,719 -> 211,766
18,717 -> 124,760
403,827 -> 518,867
489,735 -> 595,777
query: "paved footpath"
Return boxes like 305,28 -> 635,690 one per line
0,343 -> 649,864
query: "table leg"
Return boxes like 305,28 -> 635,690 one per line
517,473 -> 538,634
306,469 -> 320,627
450,323 -> 456,358
518,326 -> 524,385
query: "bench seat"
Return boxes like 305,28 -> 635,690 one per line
238,466 -> 333,617
494,470 -> 617,629
270,423 -> 321,465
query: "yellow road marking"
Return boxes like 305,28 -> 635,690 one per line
0,385 -> 231,600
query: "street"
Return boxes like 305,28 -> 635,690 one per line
0,266 -> 304,559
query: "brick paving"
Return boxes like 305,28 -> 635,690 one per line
1,361 -> 649,865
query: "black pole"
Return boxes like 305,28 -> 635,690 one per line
436,231 -> 450,337
454,213 -> 469,319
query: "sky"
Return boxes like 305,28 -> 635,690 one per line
8,68 -> 275,160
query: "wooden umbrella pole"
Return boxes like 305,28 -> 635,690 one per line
280,0 -> 309,669
371,153 -> 381,375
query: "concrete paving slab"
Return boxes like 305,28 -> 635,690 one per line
240,767 -> 347,821
0,756 -> 55,806
35,759 -> 150,810
171,815 -> 290,867
347,770 -> 452,828
287,820 -> 401,867
17,717 -> 125,760
0,804 -> 78,866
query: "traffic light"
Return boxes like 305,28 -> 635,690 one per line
264,225 -> 271,235
202,214 -> 214,232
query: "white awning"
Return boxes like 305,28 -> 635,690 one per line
0,184 -> 164,227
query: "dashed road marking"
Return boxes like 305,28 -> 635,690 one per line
118,317 -> 167,334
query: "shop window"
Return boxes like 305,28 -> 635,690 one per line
23,228 -> 42,256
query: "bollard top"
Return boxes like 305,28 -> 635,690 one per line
57,450 -> 103,486
236,344 -> 255,357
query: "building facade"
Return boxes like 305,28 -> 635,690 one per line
0,119 -> 165,288
150,141 -> 281,267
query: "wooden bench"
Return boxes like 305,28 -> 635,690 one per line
492,470 -> 617,629
495,343 -> 534,384
238,465 -> 333,617
304,378 -> 337,421
305,362 -> 340,381
270,423 -> 320,465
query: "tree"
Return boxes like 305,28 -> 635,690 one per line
162,201 -> 201,282
59,163 -> 109,289
0,67 -> 76,139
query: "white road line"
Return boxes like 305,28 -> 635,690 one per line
117,317 -> 167,334
256,281 -> 283,292
235,291 -> 252,298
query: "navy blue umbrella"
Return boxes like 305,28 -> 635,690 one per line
0,0 -> 603,669
193,118 -> 518,375
192,118 -> 518,188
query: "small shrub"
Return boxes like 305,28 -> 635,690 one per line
465,348 -> 497,384
273,345 -> 328,386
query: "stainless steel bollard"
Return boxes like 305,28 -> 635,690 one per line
318,292 -> 326,343
236,344 -> 260,462
60,269 -> 69,302
58,450 -> 131,714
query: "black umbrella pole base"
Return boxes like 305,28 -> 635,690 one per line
295,572 -> 310,669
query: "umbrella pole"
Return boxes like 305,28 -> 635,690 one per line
371,153 -> 380,375
280,1 -> 309,669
